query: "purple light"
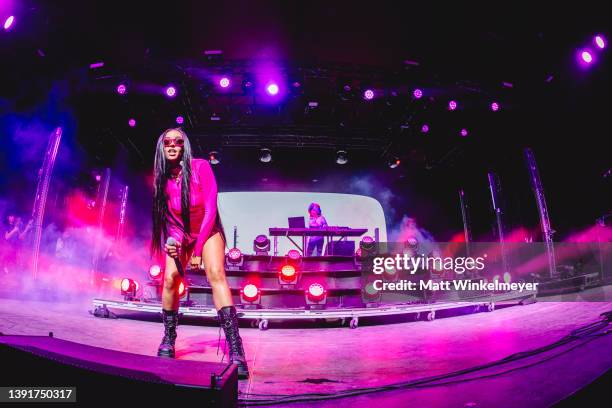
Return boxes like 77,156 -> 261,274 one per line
4,15 -> 15,30
128,118 -> 136,127
580,50 -> 593,64
460,128 -> 468,137
449,100 -> 457,111
413,89 -> 423,99
165,86 -> 177,98
116,84 -> 127,95
363,89 -> 375,100
266,83 -> 279,96
95,174 -> 102,182
176,116 -> 184,125
491,102 -> 500,112
421,124 -> 429,133
594,35 -> 606,49
219,77 -> 230,88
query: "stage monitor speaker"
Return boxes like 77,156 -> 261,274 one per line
0,334 -> 237,406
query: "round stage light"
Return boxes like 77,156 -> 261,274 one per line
120,278 -> 138,296
266,83 -> 279,96
491,102 -> 500,112
121,278 -> 131,292
175,115 -> 184,125
128,118 -> 136,127
413,88 -> 423,99
286,249 -> 301,262
219,77 -> 231,88
254,234 -> 270,253
363,281 -> 380,299
260,148 -> 272,163
208,151 -> 219,165
336,150 -> 348,165
363,89 -> 375,100
3,16 -> 15,31
460,128 -> 469,137
421,124 -> 430,133
280,264 -> 297,282
117,84 -> 127,95
448,100 -> 458,111
165,86 -> 177,98
227,247 -> 242,263
594,35 -> 606,49
241,283 -> 260,302
149,265 -> 162,279
307,283 -> 326,302
580,50 -> 593,64
178,281 -> 186,297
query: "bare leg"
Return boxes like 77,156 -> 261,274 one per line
202,232 -> 233,310
162,253 -> 183,311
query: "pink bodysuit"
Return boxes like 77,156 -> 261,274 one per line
165,158 -> 220,257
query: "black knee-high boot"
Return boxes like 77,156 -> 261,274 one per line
157,309 -> 178,358
218,306 -> 249,378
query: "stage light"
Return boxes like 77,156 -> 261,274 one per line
165,86 -> 177,98
388,157 -> 401,169
421,124 -> 430,133
286,249 -> 302,263
240,283 -> 261,308
260,148 -> 272,163
413,88 -> 423,99
460,128 -> 469,137
362,281 -> 381,305
149,265 -> 162,279
219,77 -> 231,88
3,16 -> 14,31
305,283 -> 327,308
358,236 -> 377,259
363,89 -> 375,100
266,83 -> 279,96
580,50 -> 594,64
448,100 -> 458,111
594,35 -> 606,49
336,150 -> 348,165
176,116 -> 184,125
117,84 -> 127,95
279,264 -> 298,284
128,118 -> 136,127
208,151 -> 219,165
253,234 -> 270,255
120,278 -> 138,298
227,247 -> 243,264
491,102 -> 500,112
178,281 -> 187,297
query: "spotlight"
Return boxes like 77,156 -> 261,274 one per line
286,249 -> 302,264
149,265 -> 162,279
305,283 -> 327,308
128,118 -> 136,127
336,150 -> 348,165
491,102 -> 500,112
421,124 -> 430,133
120,278 -> 139,298
260,148 -> 272,163
358,236 -> 377,258
362,280 -> 382,306
448,100 -> 458,111
388,157 -> 401,169
363,89 -> 375,100
413,88 -> 423,99
227,247 -> 242,263
579,50 -> 594,64
208,151 -> 220,165
594,35 -> 606,49
266,83 -> 279,96
219,77 -> 231,88
117,84 -> 127,95
460,128 -> 469,137
240,283 -> 261,308
279,264 -> 298,285
3,16 -> 15,31
165,86 -> 177,98
253,234 -> 270,255
176,115 -> 184,125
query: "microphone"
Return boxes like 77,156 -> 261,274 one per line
166,237 -> 184,277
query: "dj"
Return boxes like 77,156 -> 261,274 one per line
306,202 -> 327,256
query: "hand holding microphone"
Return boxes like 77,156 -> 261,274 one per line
165,237 -> 184,277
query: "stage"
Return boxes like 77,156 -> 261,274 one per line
1,287 -> 611,406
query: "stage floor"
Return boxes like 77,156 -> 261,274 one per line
1,287 -> 611,407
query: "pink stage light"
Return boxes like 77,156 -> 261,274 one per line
448,100 -> 458,111
580,50 -> 593,64
175,116 -> 184,125
3,16 -> 15,30
363,89 -> 375,100
149,265 -> 162,279
241,284 -> 260,302
219,77 -> 230,88
227,247 -> 242,262
128,118 -> 136,127
491,102 -> 500,112
460,128 -> 468,137
266,83 -> 279,96
413,89 -> 423,99
594,35 -> 606,49
116,84 -> 127,95
165,86 -> 177,98
307,283 -> 326,301
421,124 -> 430,133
